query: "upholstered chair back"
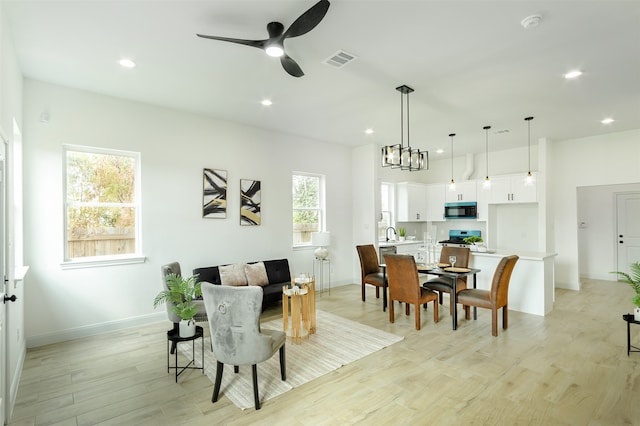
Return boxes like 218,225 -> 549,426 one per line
161,262 -> 183,323
385,254 -> 421,303
491,255 -> 519,307
201,284 -> 276,366
356,244 -> 380,277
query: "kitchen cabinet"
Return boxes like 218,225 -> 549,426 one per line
397,182 -> 427,222
425,184 -> 445,222
445,180 -> 477,203
476,180 -> 489,221
488,173 -> 537,204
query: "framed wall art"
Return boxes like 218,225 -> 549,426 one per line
203,168 -> 227,218
240,179 -> 261,226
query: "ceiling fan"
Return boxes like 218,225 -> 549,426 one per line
197,0 -> 330,78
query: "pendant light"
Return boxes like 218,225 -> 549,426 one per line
482,125 -> 491,189
381,85 -> 428,171
524,116 -> 534,185
448,133 -> 456,191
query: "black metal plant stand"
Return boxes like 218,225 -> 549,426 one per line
167,325 -> 205,382
622,314 -> 640,356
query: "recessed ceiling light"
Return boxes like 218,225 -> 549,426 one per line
365,128 -> 374,135
261,99 -> 273,106
118,58 -> 136,68
601,117 -> 615,124
436,149 -> 444,154
565,70 -> 583,79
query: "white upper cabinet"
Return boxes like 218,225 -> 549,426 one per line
425,183 -> 445,222
397,182 -> 427,222
488,173 -> 537,204
445,180 -> 477,203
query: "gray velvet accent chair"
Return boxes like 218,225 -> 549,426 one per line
201,283 -> 286,410
161,262 -> 208,353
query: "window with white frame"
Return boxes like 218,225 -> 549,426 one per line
63,145 -> 142,264
378,182 -> 394,240
292,173 -> 325,246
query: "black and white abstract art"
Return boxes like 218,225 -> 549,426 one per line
203,168 -> 227,218
240,179 -> 261,226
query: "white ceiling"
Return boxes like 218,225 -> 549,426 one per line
4,0 -> 640,156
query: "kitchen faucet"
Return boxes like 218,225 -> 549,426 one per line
385,227 -> 397,242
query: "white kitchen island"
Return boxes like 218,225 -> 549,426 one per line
469,250 -> 557,316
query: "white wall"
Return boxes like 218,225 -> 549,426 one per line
577,183 -> 640,280
551,129 -> 640,289
22,79 -> 353,346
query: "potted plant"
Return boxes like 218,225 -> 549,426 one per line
612,261 -> 640,321
154,273 -> 202,337
398,227 -> 406,242
463,235 -> 484,251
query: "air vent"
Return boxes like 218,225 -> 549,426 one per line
494,129 -> 510,134
324,50 -> 358,68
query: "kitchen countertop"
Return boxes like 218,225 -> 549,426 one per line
379,240 -> 423,247
470,249 -> 557,261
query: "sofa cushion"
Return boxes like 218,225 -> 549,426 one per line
244,262 -> 269,286
219,263 -> 248,286
264,259 -> 291,284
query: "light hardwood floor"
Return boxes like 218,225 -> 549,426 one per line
8,278 -> 640,425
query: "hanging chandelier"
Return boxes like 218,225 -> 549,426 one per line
381,85 -> 428,171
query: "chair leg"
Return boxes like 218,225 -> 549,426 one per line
252,364 -> 261,410
449,294 -> 454,316
212,361 -> 224,403
234,365 -> 239,373
503,305 -> 508,330
492,308 -> 498,336
375,286 -> 380,299
362,282 -> 366,302
279,345 -> 286,380
439,291 -> 443,305
414,304 -> 421,330
389,298 -> 395,323
405,303 -> 410,316
464,305 -> 470,320
433,300 -> 439,323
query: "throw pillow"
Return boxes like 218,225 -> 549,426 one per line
219,263 -> 248,286
245,262 -> 269,287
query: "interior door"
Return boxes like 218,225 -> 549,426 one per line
616,192 -> 640,275
0,138 -> 6,424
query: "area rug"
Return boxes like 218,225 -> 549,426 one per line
179,310 -> 404,410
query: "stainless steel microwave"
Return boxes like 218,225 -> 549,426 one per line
444,202 -> 477,219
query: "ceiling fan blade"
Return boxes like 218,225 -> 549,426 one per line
283,0 -> 330,39
280,54 -> 304,77
196,33 -> 266,50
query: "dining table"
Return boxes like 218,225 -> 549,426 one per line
379,262 -> 480,330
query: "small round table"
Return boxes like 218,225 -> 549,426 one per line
622,314 -> 640,356
167,325 -> 204,382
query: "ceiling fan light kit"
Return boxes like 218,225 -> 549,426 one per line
197,0 -> 330,77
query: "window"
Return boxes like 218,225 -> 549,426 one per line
63,145 -> 142,265
378,182 -> 394,240
292,173 -> 325,246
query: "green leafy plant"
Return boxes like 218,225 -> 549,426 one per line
153,274 -> 202,321
611,261 -> 640,307
398,227 -> 407,237
463,235 -> 483,245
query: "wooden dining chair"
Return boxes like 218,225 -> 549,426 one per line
423,246 -> 471,315
356,244 -> 385,303
456,255 -> 519,336
385,254 -> 439,330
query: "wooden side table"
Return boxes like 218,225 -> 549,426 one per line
282,280 -> 316,344
623,314 -> 640,356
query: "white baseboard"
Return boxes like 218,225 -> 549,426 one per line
26,312 -> 166,348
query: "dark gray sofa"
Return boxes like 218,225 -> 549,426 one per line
193,259 -> 292,310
